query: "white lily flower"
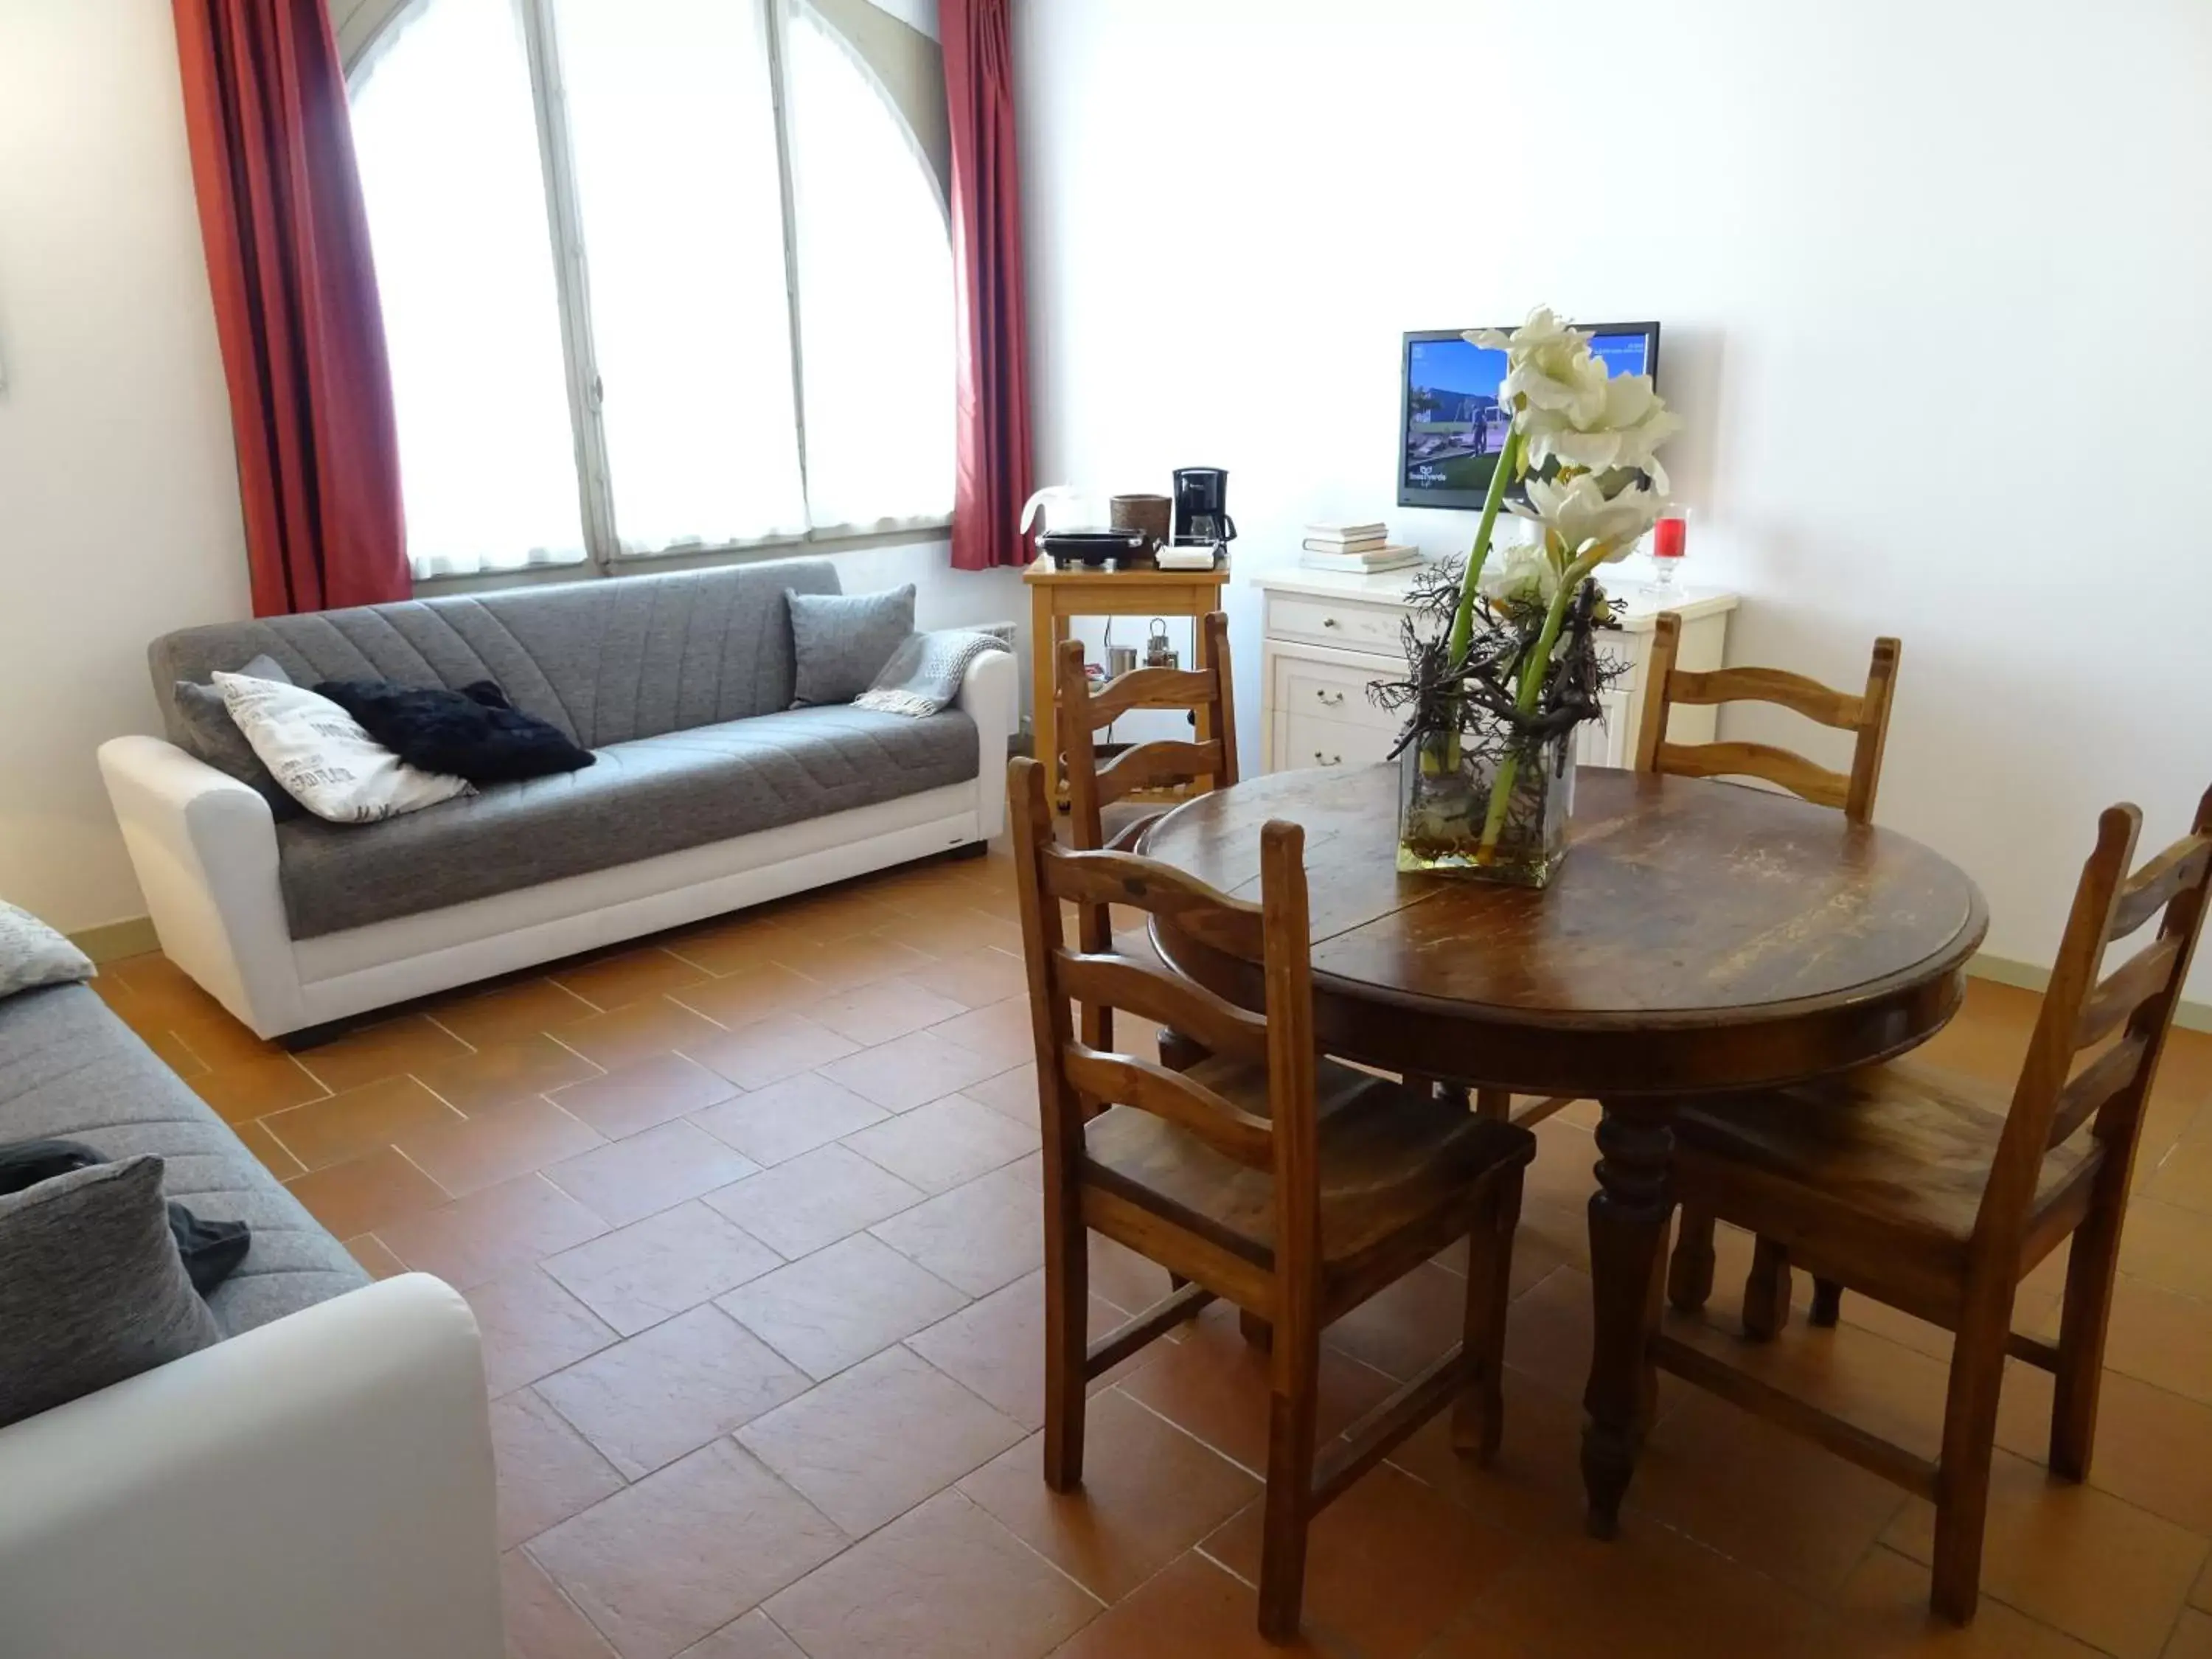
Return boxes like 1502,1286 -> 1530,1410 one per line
1467,306 -> 1587,364
1467,307 -> 1605,422
1512,349 -> 1613,425
1477,541 -> 1560,610
1520,371 -> 1683,485
1511,472 -> 1669,564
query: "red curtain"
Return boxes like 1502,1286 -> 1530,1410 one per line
941,0 -> 1034,571
173,0 -> 408,615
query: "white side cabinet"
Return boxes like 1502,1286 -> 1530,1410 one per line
1255,568 -> 1739,776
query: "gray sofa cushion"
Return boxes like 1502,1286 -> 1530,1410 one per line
276,703 -> 982,938
0,905 -> 94,1001
0,986 -> 369,1337
0,1155 -> 221,1429
173,652 -> 306,821
789,585 -> 915,706
148,560 -> 844,753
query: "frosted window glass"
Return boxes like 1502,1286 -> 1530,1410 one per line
553,0 -> 809,552
352,0 -> 587,577
786,2 -> 956,530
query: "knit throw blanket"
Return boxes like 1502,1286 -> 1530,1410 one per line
854,628 -> 1012,717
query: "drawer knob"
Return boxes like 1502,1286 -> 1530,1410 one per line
1321,616 -> 1340,629
1313,750 -> 1341,766
1314,689 -> 1344,706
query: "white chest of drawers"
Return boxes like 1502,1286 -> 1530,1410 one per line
1253,567 -> 1739,776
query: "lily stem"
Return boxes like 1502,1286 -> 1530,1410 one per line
1436,428 -> 1523,773
1446,427 -> 1523,667
1475,548 -> 1604,862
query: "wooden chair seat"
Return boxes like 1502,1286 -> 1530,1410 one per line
1100,799 -> 1168,852
1085,1054 -> 1532,1290
1675,1060 -> 2098,1266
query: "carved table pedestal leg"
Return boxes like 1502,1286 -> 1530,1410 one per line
1581,1098 -> 1679,1538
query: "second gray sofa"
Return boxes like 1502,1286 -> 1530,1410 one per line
0,981 -> 501,1657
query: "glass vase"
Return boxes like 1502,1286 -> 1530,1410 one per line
1395,728 -> 1575,887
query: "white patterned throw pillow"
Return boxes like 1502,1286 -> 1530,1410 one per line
0,903 -> 94,1000
214,672 -> 475,824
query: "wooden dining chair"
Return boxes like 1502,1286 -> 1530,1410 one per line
1655,785 -> 2212,1622
1634,609 -> 1902,822
1006,754 -> 1534,1644
1055,613 -> 1238,855
1054,615 -> 1237,1059
1642,611 -> 1905,1321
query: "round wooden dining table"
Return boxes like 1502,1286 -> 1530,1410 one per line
1137,761 -> 1989,1536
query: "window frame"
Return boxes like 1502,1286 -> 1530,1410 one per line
341,0 -> 956,593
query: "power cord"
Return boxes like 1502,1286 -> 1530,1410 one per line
1101,616 -> 1116,745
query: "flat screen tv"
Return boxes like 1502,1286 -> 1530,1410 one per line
1397,322 -> 1660,510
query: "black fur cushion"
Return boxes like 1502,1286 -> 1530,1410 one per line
313,679 -> 597,785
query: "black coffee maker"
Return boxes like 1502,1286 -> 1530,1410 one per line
1171,467 -> 1237,546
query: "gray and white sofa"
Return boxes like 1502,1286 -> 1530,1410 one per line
99,560 -> 1017,1039
0,981 -> 498,1658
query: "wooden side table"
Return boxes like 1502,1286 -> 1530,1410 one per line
1024,559 -> 1231,807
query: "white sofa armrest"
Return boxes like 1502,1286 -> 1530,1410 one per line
0,1275 -> 501,1659
956,645 -> 1018,843
98,734 -> 302,1037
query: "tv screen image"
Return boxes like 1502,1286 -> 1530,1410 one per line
1398,322 -> 1660,511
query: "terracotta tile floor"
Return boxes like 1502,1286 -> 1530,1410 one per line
95,847 -> 2212,1659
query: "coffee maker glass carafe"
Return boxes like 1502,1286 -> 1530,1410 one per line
1172,467 -> 1237,545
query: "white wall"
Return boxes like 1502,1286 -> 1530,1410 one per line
0,0 -> 251,933
810,540 -> 1027,648
1016,0 -> 2212,995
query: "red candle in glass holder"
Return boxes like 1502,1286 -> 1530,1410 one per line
1653,514 -> 1688,560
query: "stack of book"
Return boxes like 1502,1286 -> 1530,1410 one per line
1301,522 -> 1419,574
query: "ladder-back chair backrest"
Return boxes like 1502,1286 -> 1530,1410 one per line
1635,612 -> 1902,822
1056,614 -> 1239,1054
1055,612 -> 1239,855
1006,756 -> 1322,1279
1975,785 -> 2212,1256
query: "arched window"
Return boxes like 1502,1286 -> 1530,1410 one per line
349,0 -> 956,580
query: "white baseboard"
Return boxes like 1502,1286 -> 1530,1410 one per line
66,917 -> 160,964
